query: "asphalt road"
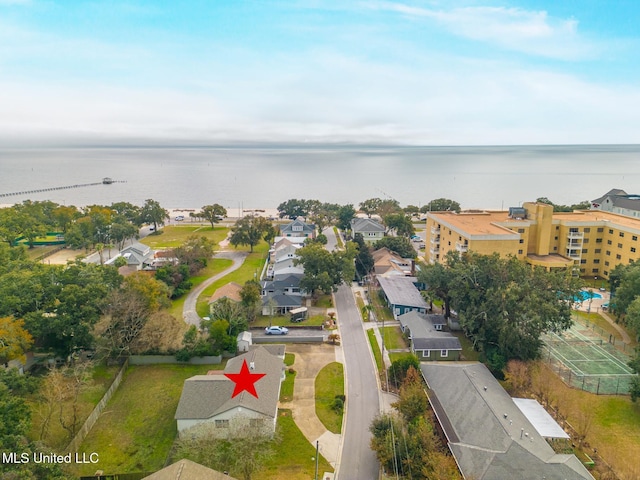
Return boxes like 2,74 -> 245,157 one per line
334,283 -> 381,479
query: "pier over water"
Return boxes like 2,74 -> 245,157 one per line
0,179 -> 126,198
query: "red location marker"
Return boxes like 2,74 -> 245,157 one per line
224,359 -> 266,398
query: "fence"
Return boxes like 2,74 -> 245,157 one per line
575,318 -> 636,355
67,358 -> 129,453
128,355 -> 221,365
540,345 -> 634,395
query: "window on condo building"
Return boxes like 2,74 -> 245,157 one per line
616,254 -> 622,260
597,228 -> 604,233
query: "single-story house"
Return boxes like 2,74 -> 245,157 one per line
280,217 -> 316,238
175,346 -> 285,436
420,363 -> 595,480
372,247 -> 415,277
398,311 -> 461,360
377,276 -> 427,319
142,459 -> 239,480
350,217 -> 385,244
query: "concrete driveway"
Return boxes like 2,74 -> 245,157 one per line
281,344 -> 341,471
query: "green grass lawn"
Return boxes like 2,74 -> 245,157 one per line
27,363 -> 120,450
388,351 -> 414,364
333,227 -> 344,249
140,225 -> 228,249
315,362 -> 345,434
313,294 -> 333,308
258,409 -> 333,480
196,242 -> 269,317
73,363 -> 224,477
453,331 -> 480,361
370,290 -> 394,322
573,310 -> 637,346
380,326 -> 408,350
367,329 -> 384,374
280,353 -> 296,403
168,257 -> 233,319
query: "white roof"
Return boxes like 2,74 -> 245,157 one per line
513,398 -> 570,439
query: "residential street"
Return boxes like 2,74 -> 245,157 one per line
334,283 -> 381,479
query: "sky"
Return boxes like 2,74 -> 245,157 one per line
1,0 -> 639,146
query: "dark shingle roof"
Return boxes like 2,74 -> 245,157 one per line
175,346 -> 284,421
420,363 -> 594,480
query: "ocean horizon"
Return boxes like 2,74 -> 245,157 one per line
1,144 -> 639,211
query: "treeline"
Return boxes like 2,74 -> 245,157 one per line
0,198 -> 169,250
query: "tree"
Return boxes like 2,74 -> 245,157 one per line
387,354 -> 420,389
421,198 -> 461,213
336,204 -> 357,230
229,215 -> 273,253
295,241 -> 357,295
359,198 -> 382,218
174,235 -> 215,275
536,197 -> 591,212
51,205 -> 80,233
175,422 -> 277,480
277,198 -> 315,219
240,280 -> 262,323
373,236 -> 417,259
111,201 -> 142,225
0,316 -> 33,364
392,366 -> 428,424
376,199 -> 402,218
207,297 -> 248,336
110,215 -> 139,250
353,233 -> 374,280
139,198 -> 169,231
629,349 -> 640,402
201,204 -> 227,229
96,274 -> 170,357
383,213 -> 415,237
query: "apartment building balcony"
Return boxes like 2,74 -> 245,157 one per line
430,247 -> 440,256
431,226 -> 441,235
430,235 -> 441,244
456,242 -> 469,253
567,232 -> 584,239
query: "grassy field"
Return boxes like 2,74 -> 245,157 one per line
258,409 -> 334,480
370,289 -> 394,322
529,362 -> 640,480
140,225 -> 228,249
27,363 -> 120,450
380,326 -> 408,350
453,331 -> 480,361
314,294 -> 333,308
73,363 -> 224,477
573,310 -> 638,347
388,351 -> 414,364
315,362 -> 345,434
168,257 -> 233,319
366,329 -> 384,374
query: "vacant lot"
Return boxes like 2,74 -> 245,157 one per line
380,326 -> 408,350
140,225 -> 228,249
315,362 -> 345,434
73,363 -> 223,477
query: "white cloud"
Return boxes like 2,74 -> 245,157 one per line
367,1 -> 596,59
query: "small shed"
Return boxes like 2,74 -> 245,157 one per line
237,331 -> 252,353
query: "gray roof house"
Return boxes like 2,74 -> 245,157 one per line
420,363 -> 595,480
261,274 -> 303,296
350,217 -> 385,244
261,292 -> 303,315
377,276 -> 427,319
591,188 -> 640,218
175,346 -> 285,436
105,241 -> 155,270
398,311 -> 461,360
280,217 -> 316,238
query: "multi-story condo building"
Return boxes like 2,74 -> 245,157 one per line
425,201 -> 640,279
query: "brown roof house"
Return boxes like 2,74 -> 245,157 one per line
372,247 -> 415,277
175,346 -> 285,437
208,282 -> 243,304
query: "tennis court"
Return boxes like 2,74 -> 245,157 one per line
541,322 -> 635,395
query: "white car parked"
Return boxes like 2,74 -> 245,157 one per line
265,326 -> 289,335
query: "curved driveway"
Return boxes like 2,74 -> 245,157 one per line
182,251 -> 248,326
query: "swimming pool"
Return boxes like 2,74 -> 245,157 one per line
575,290 -> 603,302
